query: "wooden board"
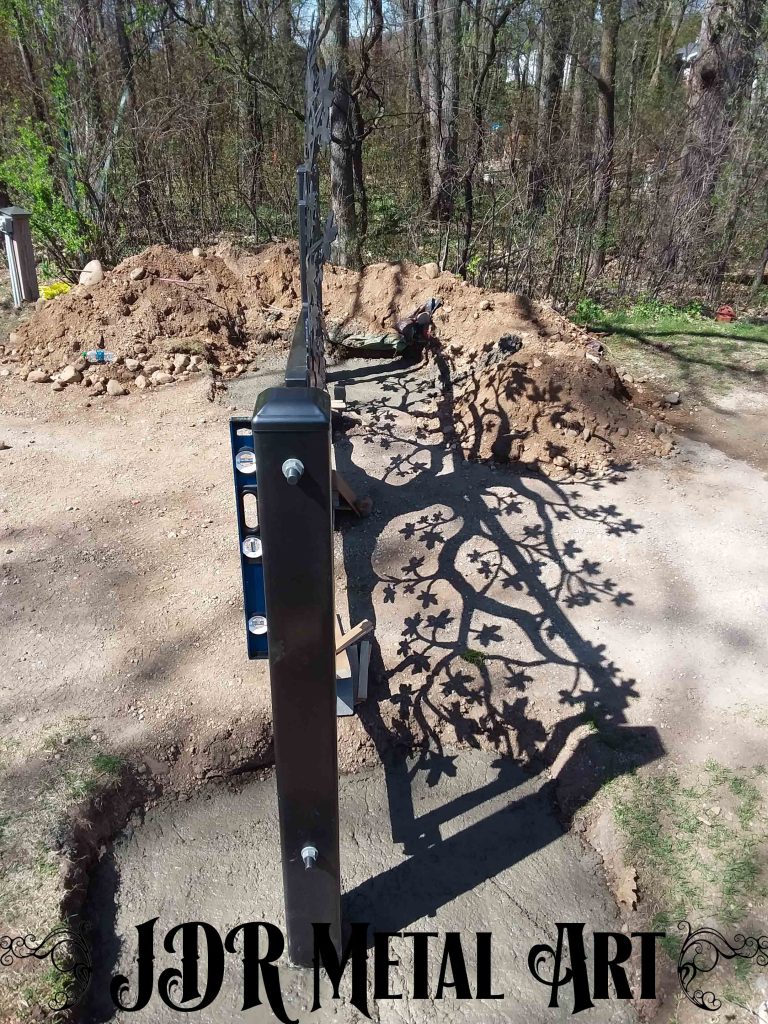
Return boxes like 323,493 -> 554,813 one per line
335,618 -> 374,655
332,469 -> 360,515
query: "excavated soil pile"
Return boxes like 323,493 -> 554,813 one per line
319,259 -> 672,472
1,243 -> 300,391
448,337 -> 670,473
2,243 -> 672,471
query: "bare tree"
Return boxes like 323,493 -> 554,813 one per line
424,0 -> 461,218
669,0 -> 765,276
588,0 -> 620,279
530,0 -> 568,210
322,0 -> 361,267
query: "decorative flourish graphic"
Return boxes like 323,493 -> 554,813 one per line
0,926 -> 92,1010
677,921 -> 768,1011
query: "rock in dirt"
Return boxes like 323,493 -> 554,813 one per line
79,259 -> 104,286
129,266 -> 146,281
27,369 -> 51,383
479,299 -> 493,311
59,365 -> 82,385
423,262 -> 440,279
106,379 -> 126,396
124,358 -> 141,371
134,375 -> 148,390
173,353 -> 190,372
0,441 -> 11,451
91,380 -> 106,396
151,370 -> 174,386
663,391 -> 681,405
51,381 -> 64,392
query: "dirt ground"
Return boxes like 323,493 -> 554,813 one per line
1,259 -> 768,1021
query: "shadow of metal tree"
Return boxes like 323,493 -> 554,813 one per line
331,345 -> 663,935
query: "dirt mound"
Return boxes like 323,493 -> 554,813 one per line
0,243 -> 672,471
448,337 -> 670,474
317,260 -> 672,473
1,243 -> 300,391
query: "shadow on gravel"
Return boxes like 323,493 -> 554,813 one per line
330,347 -> 664,937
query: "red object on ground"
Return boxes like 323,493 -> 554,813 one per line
716,304 -> 736,322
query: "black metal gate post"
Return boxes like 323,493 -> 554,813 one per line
252,385 -> 341,966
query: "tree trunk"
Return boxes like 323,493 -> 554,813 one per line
424,0 -> 459,218
277,0 -> 292,45
324,0 -> 360,267
371,0 -> 384,59
401,0 -> 429,200
670,0 -> 764,275
587,0 -> 620,279
751,242 -> 768,293
232,0 -> 263,217
530,0 -> 568,210
11,1 -> 50,129
115,0 -> 169,242
438,0 -> 460,216
568,4 -> 595,159
459,1 -> 511,277
424,0 -> 443,216
649,0 -> 688,91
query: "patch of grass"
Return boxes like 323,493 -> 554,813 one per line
59,749 -> 122,800
20,964 -> 75,1020
459,648 -> 486,667
579,303 -> 768,400
91,752 -> 123,776
0,734 -> 125,1021
609,762 -> 767,940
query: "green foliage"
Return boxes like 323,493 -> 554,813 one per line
0,118 -> 94,269
367,189 -> 405,239
573,297 -> 608,325
622,296 -> 706,323
466,252 -> 483,281
574,296 -> 711,331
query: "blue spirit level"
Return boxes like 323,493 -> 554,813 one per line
229,416 -> 268,659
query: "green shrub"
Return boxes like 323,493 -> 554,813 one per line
0,118 -> 94,270
626,296 -> 706,323
573,297 -> 607,325
368,190 -> 405,238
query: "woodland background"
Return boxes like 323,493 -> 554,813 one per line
0,0 -> 766,306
